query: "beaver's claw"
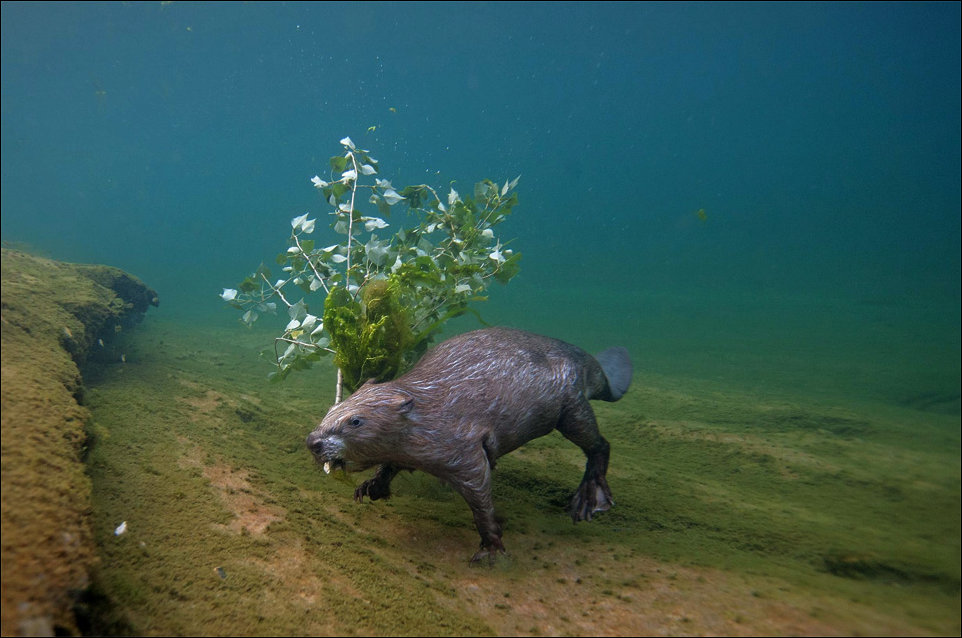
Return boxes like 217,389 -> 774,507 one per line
469,538 -> 506,566
354,476 -> 392,502
569,478 -> 614,523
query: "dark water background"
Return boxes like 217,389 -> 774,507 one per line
2,1 -> 959,409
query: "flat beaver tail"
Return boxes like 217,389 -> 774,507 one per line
594,347 -> 633,401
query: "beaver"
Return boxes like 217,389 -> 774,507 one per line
305,326 -> 633,564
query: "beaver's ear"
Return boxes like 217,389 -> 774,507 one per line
392,390 -> 414,415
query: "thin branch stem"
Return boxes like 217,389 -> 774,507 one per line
261,272 -> 293,308
292,233 -> 330,295
275,335 -> 334,354
345,151 -> 361,298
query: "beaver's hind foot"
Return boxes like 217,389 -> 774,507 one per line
469,538 -> 506,566
569,477 -> 614,523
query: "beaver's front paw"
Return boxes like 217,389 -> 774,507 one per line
569,479 -> 614,523
354,477 -> 392,502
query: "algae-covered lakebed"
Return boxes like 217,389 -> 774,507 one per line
79,313 -> 959,636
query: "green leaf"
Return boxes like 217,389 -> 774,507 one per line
325,286 -> 355,310
325,181 -> 350,202
493,252 -> 522,284
237,276 -> 259,294
363,217 -> 389,231
399,185 -> 425,209
474,179 -> 496,201
382,189 -> 405,205
365,238 -> 389,266
372,194 -> 392,218
289,299 -> 307,320
329,155 -> 348,172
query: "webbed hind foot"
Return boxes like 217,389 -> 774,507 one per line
569,477 -> 614,523
469,538 -> 506,566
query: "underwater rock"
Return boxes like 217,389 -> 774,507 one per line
0,248 -> 158,636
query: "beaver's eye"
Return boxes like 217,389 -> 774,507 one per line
349,416 -> 364,427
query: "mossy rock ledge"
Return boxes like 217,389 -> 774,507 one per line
1,248 -> 158,636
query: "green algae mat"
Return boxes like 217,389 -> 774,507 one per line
81,318 -> 958,635
2,249 -> 959,635
1,248 -> 157,636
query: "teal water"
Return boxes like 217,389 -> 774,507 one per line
2,1 -> 959,411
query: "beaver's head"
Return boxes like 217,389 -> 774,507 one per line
305,382 -> 414,473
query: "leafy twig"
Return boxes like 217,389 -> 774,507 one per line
222,137 -> 522,401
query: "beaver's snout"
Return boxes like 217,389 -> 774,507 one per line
305,430 -> 326,457
305,430 -> 347,475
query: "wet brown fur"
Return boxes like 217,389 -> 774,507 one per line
306,327 -> 632,563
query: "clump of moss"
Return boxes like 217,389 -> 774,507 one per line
324,277 -> 416,393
